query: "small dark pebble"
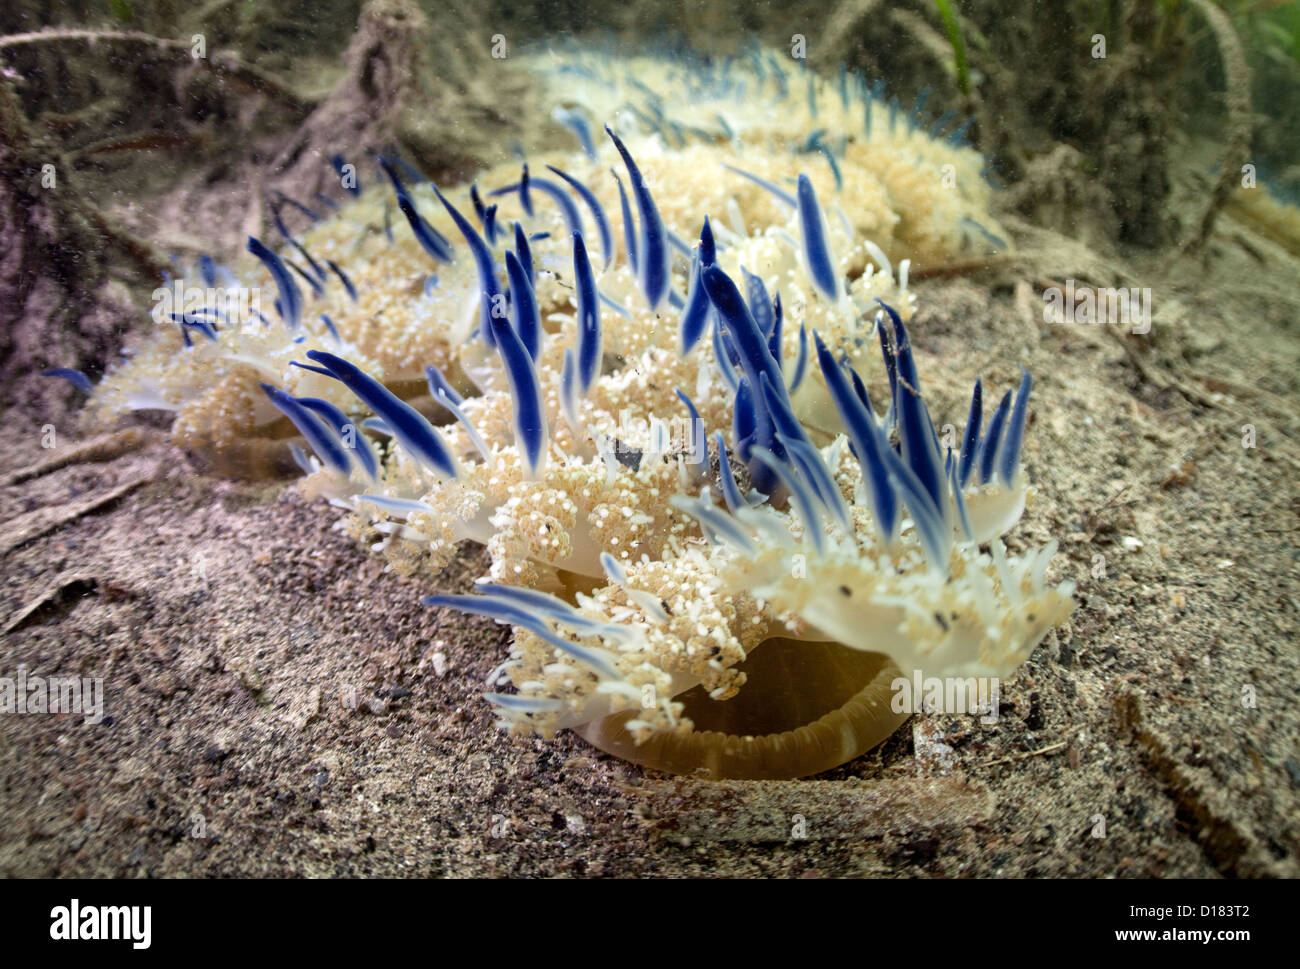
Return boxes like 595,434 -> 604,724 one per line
1024,692 -> 1046,731
1285,758 -> 1300,789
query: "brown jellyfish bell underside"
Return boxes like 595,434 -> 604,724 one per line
574,638 -> 909,779
180,381 -> 458,480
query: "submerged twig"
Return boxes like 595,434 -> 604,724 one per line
980,741 -> 1066,769
0,428 -> 146,487
0,79 -> 170,287
0,28 -> 317,114
2,573 -> 99,635
907,254 -> 1020,281
821,0 -> 883,63
1175,0 -> 1253,258
0,472 -> 154,557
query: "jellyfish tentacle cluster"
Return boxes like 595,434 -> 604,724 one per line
72,44 -> 1071,778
